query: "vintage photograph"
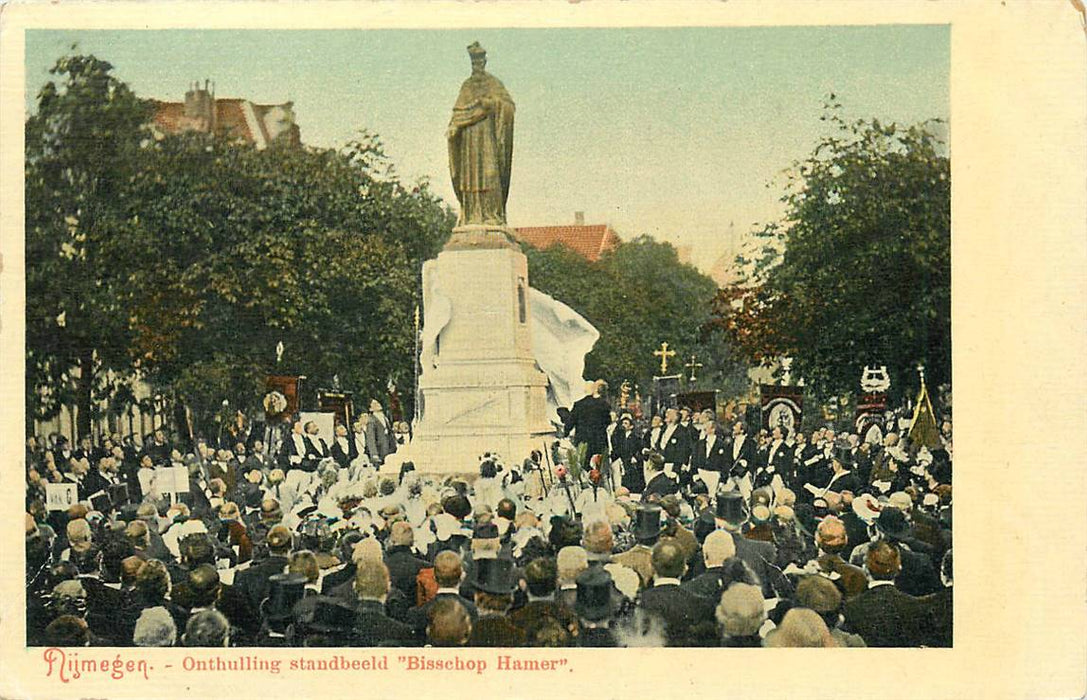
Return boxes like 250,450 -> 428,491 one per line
21,24 -> 953,652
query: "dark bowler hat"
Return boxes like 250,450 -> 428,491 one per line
715,490 -> 747,525
575,567 -> 617,622
261,572 -> 308,622
874,507 -> 911,540
633,506 -> 664,543
473,557 -> 517,595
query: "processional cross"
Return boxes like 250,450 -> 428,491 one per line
653,342 -> 677,375
685,355 -> 703,382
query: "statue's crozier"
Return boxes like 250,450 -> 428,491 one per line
447,42 -> 515,228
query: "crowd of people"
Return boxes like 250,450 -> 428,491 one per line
24,392 -> 952,649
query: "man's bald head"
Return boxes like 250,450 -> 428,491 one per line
702,530 -> 737,568
815,516 -> 849,554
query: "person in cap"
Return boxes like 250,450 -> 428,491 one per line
715,581 -> 766,647
794,575 -> 865,647
715,491 -> 782,598
612,506 -> 664,589
637,540 -> 717,646
842,541 -> 934,647
574,567 -> 619,648
508,557 -> 577,646
350,557 -> 416,646
466,558 -> 525,647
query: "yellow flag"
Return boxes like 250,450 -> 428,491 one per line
908,381 -> 940,449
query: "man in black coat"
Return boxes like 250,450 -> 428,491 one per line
843,541 -> 935,647
611,414 -> 644,493
690,418 -> 729,496
657,408 -> 692,476
384,522 -> 429,599
405,550 -> 478,639
715,491 -> 789,599
351,559 -> 417,646
567,380 -> 612,463
758,426 -> 793,489
329,424 -> 358,469
642,453 -> 679,500
637,540 -> 717,646
233,524 -> 293,613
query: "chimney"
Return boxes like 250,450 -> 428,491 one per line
574,211 -> 585,226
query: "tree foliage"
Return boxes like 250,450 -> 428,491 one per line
26,53 -> 455,433
526,236 -> 747,400
710,104 -> 951,402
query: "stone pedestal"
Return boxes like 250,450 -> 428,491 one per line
388,227 -> 555,475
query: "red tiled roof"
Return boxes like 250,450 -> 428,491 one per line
213,99 -> 257,142
150,101 -> 185,132
514,224 -> 620,262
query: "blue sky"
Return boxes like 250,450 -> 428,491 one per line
26,26 -> 949,271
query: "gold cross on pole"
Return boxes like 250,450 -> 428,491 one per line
685,355 -> 703,382
653,342 -> 676,375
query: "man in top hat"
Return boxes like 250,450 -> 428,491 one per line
842,541 -> 935,647
638,539 -> 717,646
867,507 -> 941,597
467,558 -> 525,647
364,400 -> 397,466
575,567 -> 620,647
612,506 -> 664,589
233,524 -> 294,613
715,491 -> 782,598
257,572 -> 307,646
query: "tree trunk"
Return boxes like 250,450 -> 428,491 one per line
76,353 -> 94,439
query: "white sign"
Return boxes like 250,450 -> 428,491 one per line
153,466 -> 190,495
45,483 -> 79,511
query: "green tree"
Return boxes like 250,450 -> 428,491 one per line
526,235 -> 745,402
25,53 -> 152,435
711,104 -> 950,402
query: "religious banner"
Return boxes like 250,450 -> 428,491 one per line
316,389 -> 354,427
676,390 -> 718,415
760,384 -> 804,439
855,365 -> 890,443
651,375 -> 682,416
45,483 -> 78,511
264,374 -> 304,421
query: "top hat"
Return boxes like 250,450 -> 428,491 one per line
632,506 -> 664,543
473,557 -> 517,595
873,508 -> 911,540
262,572 -> 308,622
715,490 -> 747,525
299,597 -> 357,633
575,567 -> 617,622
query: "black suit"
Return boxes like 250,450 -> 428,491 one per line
406,591 -> 479,637
690,434 -> 730,475
233,554 -> 289,613
681,566 -> 728,601
638,582 -> 718,646
353,599 -> 418,646
611,429 -> 644,492
384,546 -> 429,599
843,583 -> 935,647
760,440 -> 793,487
567,395 -> 611,459
330,437 -> 358,469
727,435 -> 758,477
731,533 -> 786,598
656,425 -> 692,468
643,471 -> 679,499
